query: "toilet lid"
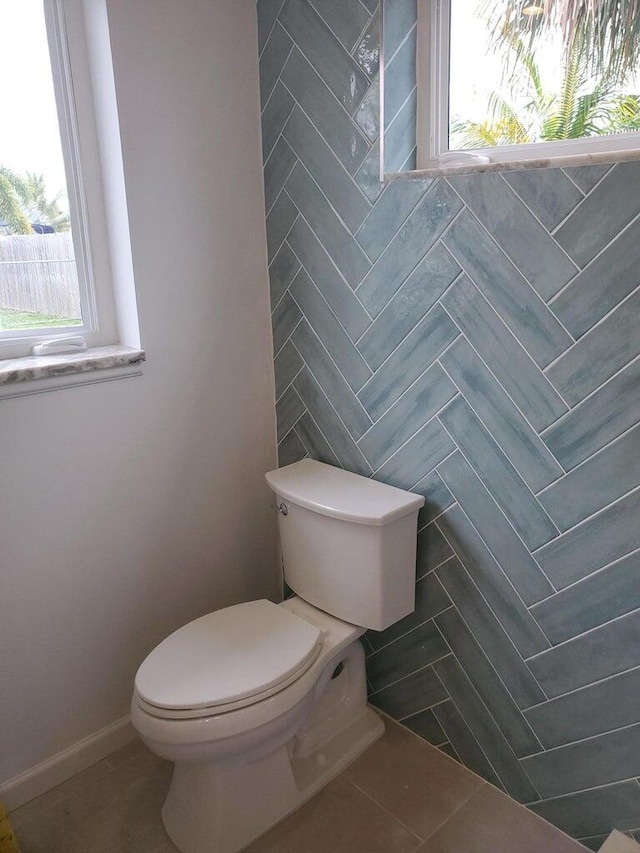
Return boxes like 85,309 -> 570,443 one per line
134,600 -> 322,711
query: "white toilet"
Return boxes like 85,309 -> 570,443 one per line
131,459 -> 424,853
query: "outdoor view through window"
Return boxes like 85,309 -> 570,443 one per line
447,0 -> 640,152
0,0 -> 81,339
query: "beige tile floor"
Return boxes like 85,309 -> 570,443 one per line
9,716 -> 588,853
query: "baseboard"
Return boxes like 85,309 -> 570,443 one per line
0,715 -> 137,811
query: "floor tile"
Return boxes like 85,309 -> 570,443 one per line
344,718 -> 484,840
417,784 -> 588,852
244,775 -> 421,853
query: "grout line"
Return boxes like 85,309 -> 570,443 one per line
548,205 -> 640,308
522,661 -> 640,714
288,308 -> 374,431
533,482 -> 640,557
436,356 -> 562,538
530,544 -> 640,608
540,351 -> 640,440
525,604 -> 640,662
257,1 -> 287,61
272,316 -> 302,362
292,358 -> 373,473
520,719 -> 640,760
433,517 -> 551,702
434,419 -> 558,599
543,281 -> 640,374
369,653 -> 454,700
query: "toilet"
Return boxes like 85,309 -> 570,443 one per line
131,459 -> 424,853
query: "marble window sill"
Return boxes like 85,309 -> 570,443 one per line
0,345 -> 145,400
385,147 -> 640,181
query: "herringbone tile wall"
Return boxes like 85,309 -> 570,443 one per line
258,0 -> 640,847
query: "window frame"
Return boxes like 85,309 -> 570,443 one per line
414,0 -> 640,173
0,0 -> 119,360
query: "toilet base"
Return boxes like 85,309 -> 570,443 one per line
161,706 -> 384,853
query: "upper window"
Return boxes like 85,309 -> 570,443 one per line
0,0 -> 120,359
416,0 -> 640,170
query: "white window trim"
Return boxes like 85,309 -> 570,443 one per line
409,0 -> 640,177
0,0 -> 142,387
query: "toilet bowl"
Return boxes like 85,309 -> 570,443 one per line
131,460 -> 424,853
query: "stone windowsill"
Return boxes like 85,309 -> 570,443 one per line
0,345 -> 145,399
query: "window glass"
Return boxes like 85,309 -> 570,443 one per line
448,0 -> 640,152
0,0 -> 82,336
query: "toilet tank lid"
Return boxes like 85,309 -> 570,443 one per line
265,460 -> 425,526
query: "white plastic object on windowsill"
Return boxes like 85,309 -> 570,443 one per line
31,337 -> 88,356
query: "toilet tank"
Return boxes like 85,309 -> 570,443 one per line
265,460 -> 425,631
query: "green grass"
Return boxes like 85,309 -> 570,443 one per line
0,307 -> 81,331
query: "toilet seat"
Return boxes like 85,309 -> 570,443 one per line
134,600 -> 323,720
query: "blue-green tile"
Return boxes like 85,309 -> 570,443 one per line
439,397 -> 558,550
414,469 -> 454,529
546,289 -> 640,405
522,723 -> 640,799
272,291 -> 301,355
266,189 -> 297,262
529,781 -> 640,841
369,662 -> 449,718
442,210 -> 573,369
356,177 -> 428,261
264,135 -> 297,215
543,358 -> 640,471
367,620 -> 450,691
441,276 -> 568,432
562,163 -> 611,193
259,22 -> 293,108
308,0 -> 370,51
416,520 -> 454,577
357,363 -> 456,468
439,504 -> 549,658
531,550 -> 640,645
504,169 -> 583,231
290,268 -> 371,392
435,556 -> 546,709
357,180 -> 462,316
269,240 -> 300,309
527,609 -> 640,698
294,411 -> 340,466
294,368 -> 371,474
383,25 -> 416,126
287,218 -> 371,340
354,7 -> 380,77
358,242 -> 460,371
535,486 -> 640,589
280,48 -> 370,174
402,707 -> 448,745
434,655 -> 538,802
525,667 -> 640,750
280,0 -> 369,112
274,339 -> 303,399
283,107 -> 370,231
441,338 -> 563,492
433,700 -> 503,789
449,171 -> 577,300
436,607 -> 542,757
437,452 -> 553,605
554,161 -> 640,268
538,425 -> 640,532
276,384 -> 305,442
292,320 -> 372,439
286,162 -> 371,287
262,81 -> 294,161
278,428 -> 307,466
375,416 -> 455,489
358,304 -> 459,419
552,218 -> 640,339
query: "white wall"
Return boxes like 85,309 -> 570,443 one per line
0,0 -> 278,784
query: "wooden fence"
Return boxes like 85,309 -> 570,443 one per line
0,232 -> 81,319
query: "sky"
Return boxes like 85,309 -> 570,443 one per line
0,0 -> 69,206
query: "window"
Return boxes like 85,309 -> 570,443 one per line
415,0 -> 640,171
0,0 -> 137,363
